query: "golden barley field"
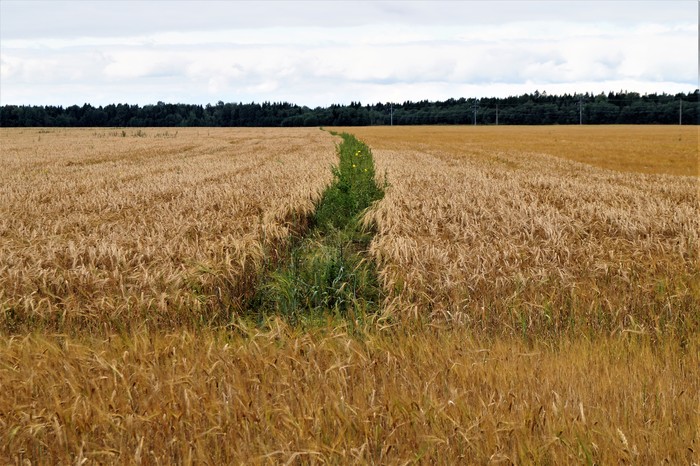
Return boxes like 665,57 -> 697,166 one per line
1,126 -> 699,464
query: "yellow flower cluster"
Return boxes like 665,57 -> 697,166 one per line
353,150 -> 363,169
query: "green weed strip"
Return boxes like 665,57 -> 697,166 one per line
248,132 -> 386,324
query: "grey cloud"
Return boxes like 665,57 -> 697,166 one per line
2,1 -> 695,40
1,0 -> 696,107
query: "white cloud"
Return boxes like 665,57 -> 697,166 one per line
0,1 -> 696,106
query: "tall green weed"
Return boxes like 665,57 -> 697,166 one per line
252,133 -> 386,325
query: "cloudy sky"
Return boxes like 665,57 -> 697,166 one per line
0,0 -> 697,107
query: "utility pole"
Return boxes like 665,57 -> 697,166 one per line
495,104 -> 499,126
472,99 -> 479,125
390,104 -> 393,126
578,96 -> 583,125
679,99 -> 683,125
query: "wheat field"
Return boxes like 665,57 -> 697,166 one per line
1,126 -> 699,464
336,125 -> 699,335
0,128 -> 335,332
3,324 -> 697,464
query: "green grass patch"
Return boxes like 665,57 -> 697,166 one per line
249,133 -> 386,325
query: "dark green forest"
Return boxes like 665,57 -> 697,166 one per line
1,90 -> 697,127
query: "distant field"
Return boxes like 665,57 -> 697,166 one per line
1,126 -> 698,464
335,125 -> 698,176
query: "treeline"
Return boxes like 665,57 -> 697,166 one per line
1,90 -> 697,127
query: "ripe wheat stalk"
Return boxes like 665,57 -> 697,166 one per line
0,127 -> 335,332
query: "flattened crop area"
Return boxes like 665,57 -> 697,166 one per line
0,128 -> 336,331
